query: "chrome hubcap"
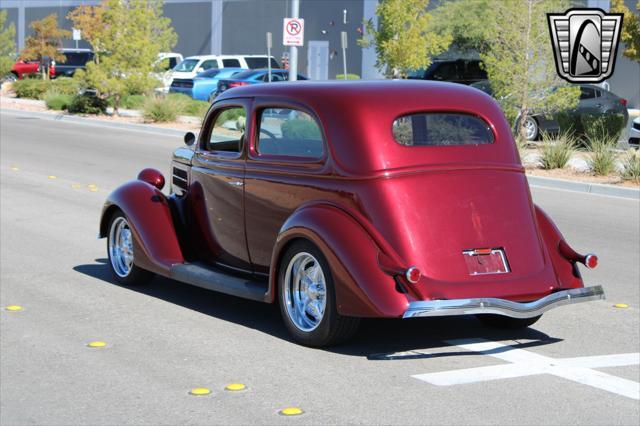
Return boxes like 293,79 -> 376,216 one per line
109,217 -> 134,278
524,118 -> 537,140
283,252 -> 327,332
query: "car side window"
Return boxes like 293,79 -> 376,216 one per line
206,107 -> 246,153
432,62 -> 458,80
257,108 -> 324,159
580,87 -> 596,100
201,60 -> 218,70
222,59 -> 241,67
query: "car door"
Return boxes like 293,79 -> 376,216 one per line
244,103 -> 329,275
190,99 -> 252,271
577,86 -> 601,114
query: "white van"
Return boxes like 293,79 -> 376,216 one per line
163,55 -> 280,88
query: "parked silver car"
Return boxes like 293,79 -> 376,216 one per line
629,117 -> 640,148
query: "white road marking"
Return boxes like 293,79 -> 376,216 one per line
412,338 -> 640,400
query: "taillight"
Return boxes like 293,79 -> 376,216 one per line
229,82 -> 248,88
405,267 -> 421,284
620,98 -> 627,107
585,254 -> 598,269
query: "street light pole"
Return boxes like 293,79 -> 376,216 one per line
289,0 -> 299,81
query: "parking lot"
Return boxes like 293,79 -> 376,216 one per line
1,111 -> 638,425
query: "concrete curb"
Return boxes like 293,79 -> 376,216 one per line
1,107 -> 189,137
527,175 -> 639,200
2,106 -> 638,200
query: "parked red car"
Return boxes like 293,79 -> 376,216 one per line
10,60 -> 51,80
99,81 -> 604,347
9,49 -> 94,80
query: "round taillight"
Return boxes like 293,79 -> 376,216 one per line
405,266 -> 421,284
137,168 -> 165,190
585,254 -> 598,269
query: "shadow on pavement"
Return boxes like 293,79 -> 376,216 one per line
74,259 -> 562,358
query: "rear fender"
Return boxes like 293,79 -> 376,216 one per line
534,204 -> 584,289
268,203 -> 410,317
99,180 -> 184,275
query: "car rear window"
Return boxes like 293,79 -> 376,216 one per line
59,52 -> 93,66
392,113 -> 494,146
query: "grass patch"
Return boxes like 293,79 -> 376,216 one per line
539,131 -> 576,170
68,93 -> 107,115
143,96 -> 180,122
44,90 -> 73,110
586,134 -> 618,176
108,94 -> 146,110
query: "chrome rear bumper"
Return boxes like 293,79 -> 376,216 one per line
403,286 -> 605,319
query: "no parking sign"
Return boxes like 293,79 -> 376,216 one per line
283,18 -> 304,46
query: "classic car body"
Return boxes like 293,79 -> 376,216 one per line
99,80 -> 604,346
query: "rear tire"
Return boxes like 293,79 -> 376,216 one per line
278,240 -> 360,347
107,211 -> 154,286
476,314 -> 542,329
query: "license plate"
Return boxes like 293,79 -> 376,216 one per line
462,248 -> 510,275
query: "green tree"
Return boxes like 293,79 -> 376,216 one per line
20,14 -> 70,79
0,10 -> 17,78
66,4 -> 106,64
611,0 -> 640,61
81,0 -> 177,114
358,0 -> 451,77
429,0 -> 494,53
479,0 -> 579,136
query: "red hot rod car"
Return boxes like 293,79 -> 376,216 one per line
99,81 -> 604,347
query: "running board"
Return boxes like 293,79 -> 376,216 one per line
170,262 -> 267,302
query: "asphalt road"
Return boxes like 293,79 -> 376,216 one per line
1,110 -> 639,425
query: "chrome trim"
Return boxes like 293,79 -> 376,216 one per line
403,286 -> 605,319
405,266 -> 420,284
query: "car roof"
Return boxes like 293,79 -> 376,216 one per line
217,80 -> 517,175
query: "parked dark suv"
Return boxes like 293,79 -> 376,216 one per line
407,59 -> 487,85
54,49 -> 94,77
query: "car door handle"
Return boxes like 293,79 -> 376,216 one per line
227,180 -> 244,187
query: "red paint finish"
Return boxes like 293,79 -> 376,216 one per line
137,168 -> 165,190
101,80 -> 598,317
99,180 -> 183,275
11,60 -> 55,79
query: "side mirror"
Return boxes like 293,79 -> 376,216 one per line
184,132 -> 196,147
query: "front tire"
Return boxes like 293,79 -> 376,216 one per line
107,211 -> 154,285
476,314 -> 542,329
278,240 -> 360,347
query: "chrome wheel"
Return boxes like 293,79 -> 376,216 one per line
108,216 -> 134,278
283,252 -> 327,332
524,117 -> 538,141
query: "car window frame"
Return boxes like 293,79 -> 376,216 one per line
198,98 -> 252,160
248,100 -> 328,165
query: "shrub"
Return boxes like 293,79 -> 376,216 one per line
539,131 -> 576,169
44,90 -> 73,110
12,78 -> 49,99
586,135 -> 617,176
68,92 -> 107,114
143,96 -> 179,122
108,94 -> 146,110
621,150 -> 640,182
182,99 -> 209,118
335,73 -> 360,80
556,111 -> 625,147
50,77 -> 80,96
282,119 -> 322,140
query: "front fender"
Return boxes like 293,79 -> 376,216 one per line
268,203 -> 410,318
99,180 -> 184,276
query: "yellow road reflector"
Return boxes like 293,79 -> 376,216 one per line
614,303 -> 629,308
10,166 -> 19,171
48,175 -> 57,180
5,305 -> 23,311
89,187 -> 99,192
189,388 -> 211,396
88,184 -> 97,188
279,407 -> 304,416
87,341 -> 107,348
225,383 -> 246,391
71,184 -> 82,189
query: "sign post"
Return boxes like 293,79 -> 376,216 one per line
266,32 -> 273,82
341,31 -> 348,80
284,0 -> 303,81
72,28 -> 81,49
